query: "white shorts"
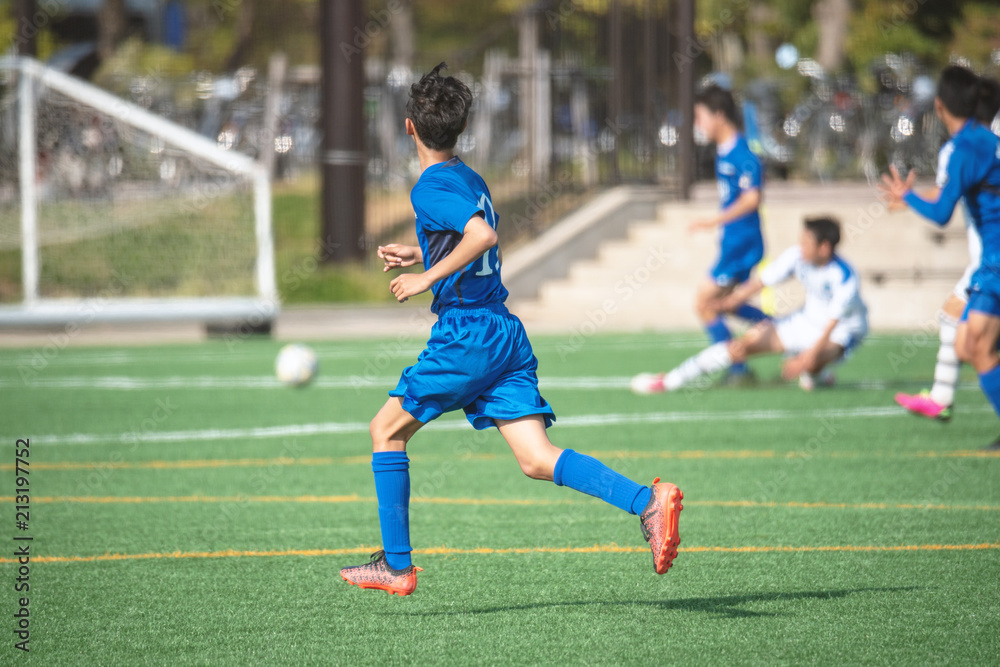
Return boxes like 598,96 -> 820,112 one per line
775,311 -> 867,356
953,263 -> 976,302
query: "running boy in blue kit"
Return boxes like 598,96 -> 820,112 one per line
881,65 -> 1000,449
686,85 -> 770,383
339,64 -> 683,596
633,85 -> 769,395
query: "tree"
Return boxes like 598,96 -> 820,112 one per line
813,0 -> 850,72
97,0 -> 127,62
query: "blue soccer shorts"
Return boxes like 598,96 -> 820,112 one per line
710,236 -> 765,287
963,269 -> 1000,321
389,303 -> 556,430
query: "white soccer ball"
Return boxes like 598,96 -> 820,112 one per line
275,343 -> 318,387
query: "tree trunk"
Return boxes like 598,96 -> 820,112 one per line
389,0 -> 414,70
97,0 -> 127,62
224,0 -> 255,72
813,0 -> 850,73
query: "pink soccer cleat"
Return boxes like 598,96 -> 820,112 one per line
895,390 -> 952,422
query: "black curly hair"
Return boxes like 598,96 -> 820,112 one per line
405,62 -> 473,151
804,216 -> 841,251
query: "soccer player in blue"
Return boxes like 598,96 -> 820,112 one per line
339,64 -> 683,596
688,85 -> 769,384
881,65 -> 1000,449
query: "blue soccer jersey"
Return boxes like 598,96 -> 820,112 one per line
904,121 -> 1000,289
410,157 -> 508,314
715,135 -> 764,250
709,134 -> 765,285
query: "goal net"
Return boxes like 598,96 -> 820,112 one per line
0,57 -> 277,327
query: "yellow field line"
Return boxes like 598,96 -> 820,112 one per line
3,542 -> 996,565
0,494 -> 573,506
4,448 -> 997,473
4,495 -> 998,512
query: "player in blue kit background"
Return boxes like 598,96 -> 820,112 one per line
881,65 -> 1000,448
893,75 -> 1000,422
339,64 -> 683,596
687,85 -> 770,385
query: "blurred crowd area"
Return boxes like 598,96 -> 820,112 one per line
2,0 -> 1000,243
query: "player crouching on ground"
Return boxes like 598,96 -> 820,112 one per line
339,63 -> 683,597
632,217 -> 868,394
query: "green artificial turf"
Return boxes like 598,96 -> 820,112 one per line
0,332 -> 998,664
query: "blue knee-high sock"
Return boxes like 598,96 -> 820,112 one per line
372,451 -> 411,570
978,365 -> 1000,418
553,449 -> 651,515
705,317 -> 731,344
734,303 -> 770,323
706,317 -> 747,374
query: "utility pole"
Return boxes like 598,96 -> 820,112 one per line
677,0 -> 695,200
15,0 -> 38,57
608,0 -> 622,184
643,0 -> 656,184
320,0 -> 366,262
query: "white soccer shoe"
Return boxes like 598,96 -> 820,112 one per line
631,372 -> 667,395
798,369 -> 835,391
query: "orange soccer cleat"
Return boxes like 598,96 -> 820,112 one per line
340,550 -> 423,596
639,477 -> 683,575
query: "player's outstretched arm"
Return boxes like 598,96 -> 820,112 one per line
879,164 -> 917,210
717,276 -> 765,312
886,154 -> 967,226
378,244 -> 422,272
688,188 -> 761,232
389,215 -> 498,302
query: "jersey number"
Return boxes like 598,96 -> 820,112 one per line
475,193 -> 501,277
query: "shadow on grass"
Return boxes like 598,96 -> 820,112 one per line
401,586 -> 921,619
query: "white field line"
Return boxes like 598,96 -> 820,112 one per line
0,337 -> 731,369
0,334 -> 939,371
0,374 -> 983,392
11,404 -> 993,447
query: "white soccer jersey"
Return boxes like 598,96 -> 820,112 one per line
937,139 -> 983,298
759,246 -> 868,329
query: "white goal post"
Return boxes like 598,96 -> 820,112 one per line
0,57 -> 278,327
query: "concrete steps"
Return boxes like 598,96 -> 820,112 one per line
512,182 -> 973,333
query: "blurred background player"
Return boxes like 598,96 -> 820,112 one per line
893,71 -> 1000,422
339,64 -> 683,596
632,217 -> 867,394
686,85 -> 771,386
881,65 -> 1000,448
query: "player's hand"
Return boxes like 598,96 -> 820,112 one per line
378,244 -> 418,272
389,272 -> 432,302
687,217 -> 717,233
878,165 -> 916,209
781,350 -> 816,381
713,294 -> 740,313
